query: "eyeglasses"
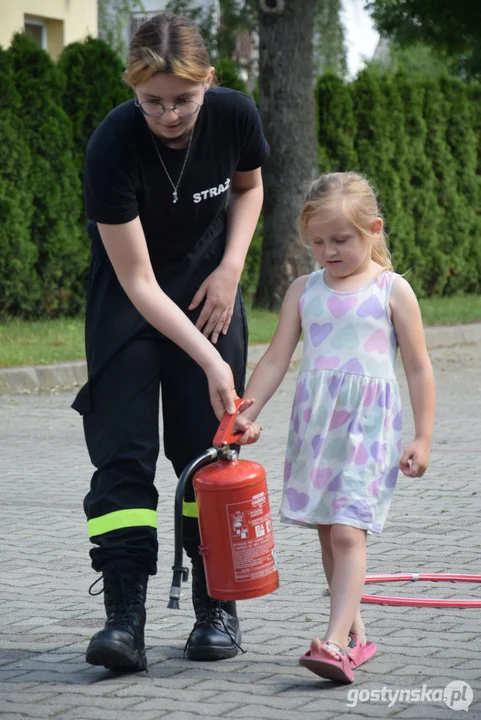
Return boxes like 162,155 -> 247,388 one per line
135,98 -> 203,118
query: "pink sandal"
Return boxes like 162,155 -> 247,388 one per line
299,641 -> 355,683
348,633 -> 377,669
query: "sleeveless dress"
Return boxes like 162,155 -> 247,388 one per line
280,269 -> 402,534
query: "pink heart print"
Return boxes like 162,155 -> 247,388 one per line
363,383 -> 379,406
376,271 -> 390,288
332,495 -> 349,515
311,467 -> 332,489
329,410 -> 351,430
327,295 -> 357,318
350,443 -> 369,465
364,329 -> 388,354
368,478 -> 381,496
315,355 -> 340,370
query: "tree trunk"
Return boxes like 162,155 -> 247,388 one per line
255,0 -> 318,310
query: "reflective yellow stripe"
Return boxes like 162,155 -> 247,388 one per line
182,501 -> 198,518
87,509 -> 157,538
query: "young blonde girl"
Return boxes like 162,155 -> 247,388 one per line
236,172 -> 435,683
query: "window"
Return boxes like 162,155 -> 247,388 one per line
24,18 -> 47,50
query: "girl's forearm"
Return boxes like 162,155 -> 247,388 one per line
242,351 -> 291,422
406,365 -> 436,442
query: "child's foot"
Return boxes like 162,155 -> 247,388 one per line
299,638 -> 354,683
312,638 -> 345,659
349,619 -> 366,647
347,633 -> 377,669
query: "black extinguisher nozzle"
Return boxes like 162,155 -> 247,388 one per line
167,583 -> 181,609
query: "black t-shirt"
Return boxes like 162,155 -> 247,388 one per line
84,87 -> 270,267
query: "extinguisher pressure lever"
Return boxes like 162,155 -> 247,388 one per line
213,397 -> 245,447
168,447 -> 218,609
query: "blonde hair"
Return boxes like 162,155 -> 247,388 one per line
124,12 -> 212,87
298,172 -> 393,271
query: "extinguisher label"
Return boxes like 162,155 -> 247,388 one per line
227,492 -> 276,582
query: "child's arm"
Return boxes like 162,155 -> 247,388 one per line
235,275 -> 307,442
390,276 -> 436,477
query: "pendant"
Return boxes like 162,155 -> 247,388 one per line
173,190 -> 178,203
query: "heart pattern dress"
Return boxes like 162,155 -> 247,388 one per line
280,269 -> 402,534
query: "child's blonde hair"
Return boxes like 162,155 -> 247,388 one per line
298,172 -> 393,271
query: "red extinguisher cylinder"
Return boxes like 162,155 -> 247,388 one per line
167,399 -> 280,609
194,401 -> 279,602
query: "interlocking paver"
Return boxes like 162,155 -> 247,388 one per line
1,343 -> 481,719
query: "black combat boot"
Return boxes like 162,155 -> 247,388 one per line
86,565 -> 148,672
184,556 -> 242,661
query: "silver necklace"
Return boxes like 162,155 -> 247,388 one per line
148,127 -> 194,204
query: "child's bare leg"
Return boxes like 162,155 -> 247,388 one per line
350,610 -> 366,644
313,524 -> 367,659
317,525 -> 366,646
317,524 -> 334,584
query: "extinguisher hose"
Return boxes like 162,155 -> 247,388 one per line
168,447 -> 218,609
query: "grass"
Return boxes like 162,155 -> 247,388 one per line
418,294 -> 481,326
0,310 -> 279,368
0,317 -> 86,368
0,294 -> 480,368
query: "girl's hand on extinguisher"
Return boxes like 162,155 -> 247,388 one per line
238,422 -> 262,445
234,410 -> 262,445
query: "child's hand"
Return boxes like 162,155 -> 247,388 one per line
399,439 -> 430,477
233,400 -> 262,445
236,420 -> 262,445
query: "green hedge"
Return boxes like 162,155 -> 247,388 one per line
0,47 -> 38,316
317,69 -> 481,297
57,37 -> 132,171
2,37 -> 481,318
6,34 -> 86,317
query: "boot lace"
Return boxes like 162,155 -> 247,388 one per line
183,600 -> 245,657
88,569 -> 152,678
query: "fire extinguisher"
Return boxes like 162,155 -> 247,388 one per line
168,398 -> 279,608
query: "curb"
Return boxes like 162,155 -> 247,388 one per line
1,323 -> 481,396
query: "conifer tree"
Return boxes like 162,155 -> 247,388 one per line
440,76 -> 481,293
376,73 -> 415,274
0,47 -> 38,316
351,69 -> 405,281
422,77 -> 465,294
316,72 -> 357,172
395,75 -> 440,296
7,33 -> 87,316
58,37 -> 132,169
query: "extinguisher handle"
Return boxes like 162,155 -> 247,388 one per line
213,397 -> 245,446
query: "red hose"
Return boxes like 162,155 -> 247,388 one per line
360,573 -> 481,608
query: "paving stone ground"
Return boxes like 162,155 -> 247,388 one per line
1,343 -> 481,719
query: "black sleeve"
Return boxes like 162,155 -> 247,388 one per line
84,124 -> 138,225
235,94 -> 270,172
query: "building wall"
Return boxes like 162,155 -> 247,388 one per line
0,0 -> 97,59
